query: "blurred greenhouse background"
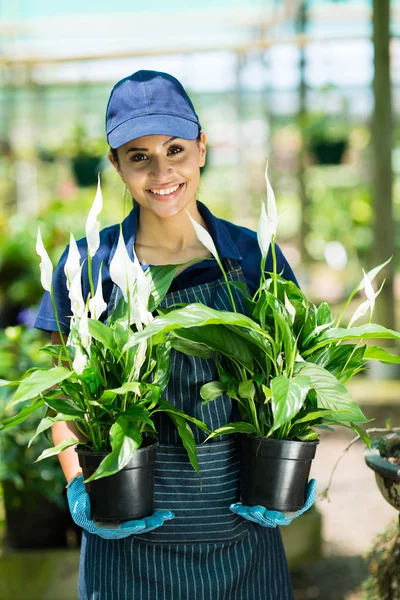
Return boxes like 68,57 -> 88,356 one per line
1,1 -> 400,598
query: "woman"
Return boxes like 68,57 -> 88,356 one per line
35,70 -> 314,599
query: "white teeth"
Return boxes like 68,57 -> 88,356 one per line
150,184 -> 181,196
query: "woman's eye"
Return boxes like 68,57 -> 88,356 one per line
130,153 -> 147,162
167,145 -> 184,156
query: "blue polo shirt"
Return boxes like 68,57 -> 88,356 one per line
34,201 -> 298,335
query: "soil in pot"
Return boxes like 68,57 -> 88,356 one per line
76,437 -> 158,523
240,435 -> 318,512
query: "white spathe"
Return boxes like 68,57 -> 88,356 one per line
186,210 -> 219,261
69,267 -> 85,318
109,228 -> 137,304
86,173 -> 103,258
88,267 -> 107,320
64,232 -> 81,291
36,227 -> 53,292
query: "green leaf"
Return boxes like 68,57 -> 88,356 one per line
296,430 -> 319,441
152,340 -> 172,390
170,334 -> 214,359
238,380 -> 256,400
124,303 -> 262,350
313,324 -> 400,350
156,398 -> 211,434
200,381 -> 227,404
28,413 -> 78,447
84,418 -> 142,481
166,412 -> 200,478
10,367 -> 72,406
316,301 -> 332,325
204,422 -> 256,441
296,362 -> 369,424
88,319 -> 116,352
349,423 -> 371,448
306,344 -> 367,383
364,346 -> 400,364
146,264 -> 180,311
0,399 -> 45,431
110,382 -> 142,395
35,437 -> 85,461
122,405 -> 156,431
293,408 -> 342,425
172,325 -> 255,371
270,375 -> 310,434
45,396 -> 86,416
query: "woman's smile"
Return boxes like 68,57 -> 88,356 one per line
147,182 -> 185,200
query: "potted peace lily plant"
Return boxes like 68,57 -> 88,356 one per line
0,178 -> 210,523
123,162 -> 400,513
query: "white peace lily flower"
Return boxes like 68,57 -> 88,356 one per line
264,159 -> 278,236
257,200 -> 273,258
73,345 -> 87,375
284,293 -> 296,324
36,227 -> 53,292
86,173 -> 103,258
349,275 -> 384,327
88,268 -> 107,320
358,257 -> 392,291
64,232 -> 81,291
315,321 -> 334,334
78,307 -> 91,351
109,228 -> 137,303
69,268 -> 85,318
133,339 -> 148,379
186,210 -> 219,260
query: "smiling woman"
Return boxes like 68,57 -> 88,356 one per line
33,69 -> 301,600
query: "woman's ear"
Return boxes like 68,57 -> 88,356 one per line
198,132 -> 207,168
108,150 -> 125,182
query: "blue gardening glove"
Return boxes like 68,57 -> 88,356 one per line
67,474 -> 174,540
229,479 -> 316,528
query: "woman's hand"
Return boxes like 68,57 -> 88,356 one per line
67,474 -> 174,539
229,479 -> 316,528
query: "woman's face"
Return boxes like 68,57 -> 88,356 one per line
109,133 -> 206,220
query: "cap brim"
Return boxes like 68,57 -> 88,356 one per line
108,114 -> 199,149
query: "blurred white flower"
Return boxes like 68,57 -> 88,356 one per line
79,306 -> 91,352
73,345 -> 87,375
257,200 -> 273,258
36,227 -> 53,292
69,268 -> 85,318
88,267 -> 107,320
86,173 -> 103,258
132,246 -> 152,326
358,257 -> 392,291
64,232 -> 81,291
349,271 -> 384,327
186,211 -> 218,260
109,228 -> 137,303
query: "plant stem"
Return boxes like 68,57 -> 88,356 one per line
87,253 -> 95,299
271,236 -> 278,298
50,290 -> 73,370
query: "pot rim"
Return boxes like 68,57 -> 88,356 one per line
75,438 -> 158,457
244,433 -> 320,447
364,446 -> 400,481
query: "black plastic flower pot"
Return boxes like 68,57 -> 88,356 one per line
71,156 -> 102,187
76,438 -> 158,523
240,435 -> 319,512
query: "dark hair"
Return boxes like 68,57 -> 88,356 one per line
110,129 -> 202,165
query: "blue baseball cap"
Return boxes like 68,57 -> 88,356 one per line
106,70 -> 201,149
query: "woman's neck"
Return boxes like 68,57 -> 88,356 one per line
134,202 -> 211,265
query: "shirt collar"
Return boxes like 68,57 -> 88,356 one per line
108,200 -> 243,265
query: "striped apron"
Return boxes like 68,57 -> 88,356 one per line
78,258 -> 294,600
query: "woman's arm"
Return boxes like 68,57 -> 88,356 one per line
51,331 -> 85,483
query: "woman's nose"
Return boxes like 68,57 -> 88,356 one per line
149,156 -> 173,180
